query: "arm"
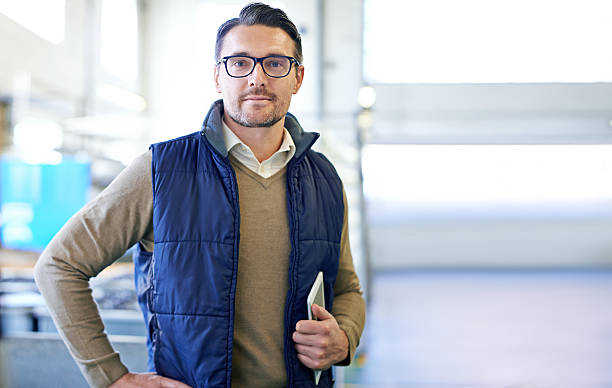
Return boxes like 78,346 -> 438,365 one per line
329,187 -> 366,365
34,151 -> 154,388
292,187 -> 366,369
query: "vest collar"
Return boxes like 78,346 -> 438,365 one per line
200,99 -> 319,161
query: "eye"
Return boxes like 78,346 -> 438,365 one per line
268,60 -> 282,68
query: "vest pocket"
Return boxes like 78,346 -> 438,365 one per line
151,240 -> 235,316
154,313 -> 228,387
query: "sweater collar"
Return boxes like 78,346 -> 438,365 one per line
200,99 -> 319,161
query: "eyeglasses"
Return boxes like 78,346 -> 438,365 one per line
217,55 -> 300,78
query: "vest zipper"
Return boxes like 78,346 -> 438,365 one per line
284,164 -> 298,388
226,154 -> 241,388
283,137 -> 319,387
201,131 -> 240,387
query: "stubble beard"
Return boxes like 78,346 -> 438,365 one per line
227,91 -> 288,128
228,108 -> 284,128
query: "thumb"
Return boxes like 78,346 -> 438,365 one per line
312,303 -> 333,320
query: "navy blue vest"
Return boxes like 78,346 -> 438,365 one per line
133,100 -> 345,387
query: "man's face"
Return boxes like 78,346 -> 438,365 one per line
214,24 -> 304,128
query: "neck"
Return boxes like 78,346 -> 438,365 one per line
223,115 -> 285,162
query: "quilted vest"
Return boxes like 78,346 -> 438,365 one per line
133,100 -> 344,387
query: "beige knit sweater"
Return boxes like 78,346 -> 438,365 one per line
34,151 -> 365,388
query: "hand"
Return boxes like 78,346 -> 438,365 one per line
292,304 -> 349,370
109,372 -> 192,388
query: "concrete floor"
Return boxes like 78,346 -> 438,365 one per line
344,269 -> 612,388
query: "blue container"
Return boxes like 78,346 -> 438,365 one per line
0,157 -> 90,251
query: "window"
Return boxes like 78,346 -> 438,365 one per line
100,0 -> 139,83
0,0 -> 65,44
364,0 -> 612,83
363,144 -> 612,214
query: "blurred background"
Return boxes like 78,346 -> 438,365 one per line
1,0 -> 612,387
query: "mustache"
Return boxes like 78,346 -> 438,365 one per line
240,88 -> 276,100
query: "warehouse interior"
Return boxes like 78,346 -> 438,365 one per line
1,0 -> 612,387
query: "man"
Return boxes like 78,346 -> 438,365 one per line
34,3 -> 365,388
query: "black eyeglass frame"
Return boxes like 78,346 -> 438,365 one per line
216,55 -> 301,78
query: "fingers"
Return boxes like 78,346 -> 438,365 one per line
311,303 -> 333,320
109,372 -> 193,388
158,376 -> 193,388
295,305 -> 336,335
293,306 -> 345,371
295,319 -> 331,335
293,330 -> 330,347
295,343 -> 326,361
297,352 -> 327,370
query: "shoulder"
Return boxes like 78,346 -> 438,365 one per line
149,131 -> 204,172
129,149 -> 152,173
106,150 -> 152,190
150,131 -> 201,154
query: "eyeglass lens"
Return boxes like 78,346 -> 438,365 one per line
226,56 -> 292,78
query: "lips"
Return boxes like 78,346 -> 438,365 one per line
242,94 -> 274,102
243,95 -> 272,101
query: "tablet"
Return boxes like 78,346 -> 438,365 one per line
307,271 -> 325,320
306,271 -> 325,385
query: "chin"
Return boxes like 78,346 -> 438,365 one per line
249,117 -> 283,128
230,112 -> 283,128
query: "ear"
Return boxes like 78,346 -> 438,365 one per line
214,65 -> 222,93
292,65 -> 304,94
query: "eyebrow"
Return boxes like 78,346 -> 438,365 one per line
227,51 -> 289,57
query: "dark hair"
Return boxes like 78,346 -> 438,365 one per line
215,2 -> 303,64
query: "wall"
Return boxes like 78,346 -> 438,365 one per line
365,83 -> 612,270
0,1 -> 86,116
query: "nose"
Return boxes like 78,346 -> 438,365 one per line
248,61 -> 267,87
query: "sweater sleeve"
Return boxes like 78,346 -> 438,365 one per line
33,150 -> 154,388
331,187 -> 366,366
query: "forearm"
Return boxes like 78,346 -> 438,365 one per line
34,255 -> 128,388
